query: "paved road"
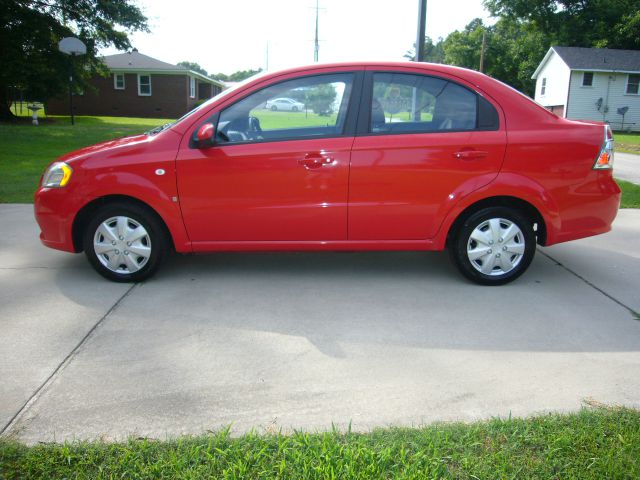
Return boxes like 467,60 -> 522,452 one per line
615,152 -> 640,184
1,204 -> 639,444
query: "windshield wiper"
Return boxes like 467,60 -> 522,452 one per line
146,122 -> 174,135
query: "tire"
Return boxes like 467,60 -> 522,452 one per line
271,105 -> 277,111
83,202 -> 167,282
449,207 -> 536,286
292,106 -> 298,112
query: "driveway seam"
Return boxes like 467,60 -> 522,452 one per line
539,249 -> 639,320
0,283 -> 138,437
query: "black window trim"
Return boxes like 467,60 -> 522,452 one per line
355,70 -> 500,137
190,70 -> 365,148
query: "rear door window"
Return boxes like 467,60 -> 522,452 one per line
369,72 -> 497,134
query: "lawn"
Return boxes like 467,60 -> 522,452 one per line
251,108 -> 338,129
1,408 -> 638,479
615,131 -> 640,154
0,116 -> 167,203
617,179 -> 640,208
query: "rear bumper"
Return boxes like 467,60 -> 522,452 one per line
547,171 -> 621,245
34,188 -> 80,253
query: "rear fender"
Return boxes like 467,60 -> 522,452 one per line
432,172 -> 561,249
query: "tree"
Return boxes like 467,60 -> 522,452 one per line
483,0 -> 640,49
0,0 -> 148,120
305,84 -> 337,116
177,61 -> 208,77
404,36 -> 446,63
441,17 -> 547,96
211,69 -> 262,82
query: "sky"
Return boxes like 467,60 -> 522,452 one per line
101,0 -> 494,76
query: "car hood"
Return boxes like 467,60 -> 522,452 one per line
57,134 -> 151,164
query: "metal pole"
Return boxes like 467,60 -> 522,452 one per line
416,0 -> 427,61
314,0 -> 319,62
69,53 -> 75,125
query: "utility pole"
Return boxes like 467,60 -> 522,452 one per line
415,0 -> 427,61
412,0 -> 427,121
314,0 -> 319,62
479,30 -> 486,72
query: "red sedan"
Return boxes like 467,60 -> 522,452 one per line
34,62 -> 620,285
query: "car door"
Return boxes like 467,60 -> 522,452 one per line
176,71 -> 361,244
348,70 -> 506,240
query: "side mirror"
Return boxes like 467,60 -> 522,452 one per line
196,122 -> 215,148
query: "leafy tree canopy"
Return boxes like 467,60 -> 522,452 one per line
404,36 -> 446,63
305,84 -> 337,116
0,0 -> 148,119
212,69 -> 263,82
177,61 -> 208,77
483,0 -> 640,49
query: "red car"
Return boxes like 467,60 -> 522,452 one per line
34,62 -> 620,285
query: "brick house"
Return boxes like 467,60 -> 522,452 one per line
47,50 -> 225,118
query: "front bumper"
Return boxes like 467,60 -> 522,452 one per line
34,187 -> 81,253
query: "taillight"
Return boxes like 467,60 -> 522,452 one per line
593,125 -> 614,170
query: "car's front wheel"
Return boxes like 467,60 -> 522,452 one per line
83,203 -> 167,282
449,207 -> 536,285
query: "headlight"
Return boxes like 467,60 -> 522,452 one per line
42,162 -> 73,188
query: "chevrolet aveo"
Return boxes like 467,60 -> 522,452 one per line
34,62 -> 620,285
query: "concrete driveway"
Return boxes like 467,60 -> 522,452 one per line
615,152 -> 640,184
1,204 -> 639,444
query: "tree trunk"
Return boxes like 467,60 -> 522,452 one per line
0,87 -> 17,121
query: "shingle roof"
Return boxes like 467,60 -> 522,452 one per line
104,51 -> 185,70
102,51 -> 224,86
552,46 -> 640,72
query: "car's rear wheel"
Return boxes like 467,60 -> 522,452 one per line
449,207 -> 536,285
83,203 -> 167,282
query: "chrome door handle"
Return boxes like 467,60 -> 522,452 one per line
453,149 -> 488,160
299,155 -> 334,169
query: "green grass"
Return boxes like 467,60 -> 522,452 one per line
1,408 -> 638,479
618,179 -> 640,208
0,116 -> 167,203
251,109 -> 338,129
614,131 -> 640,154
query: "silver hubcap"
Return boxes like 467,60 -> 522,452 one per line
467,218 -> 525,276
93,216 -> 151,274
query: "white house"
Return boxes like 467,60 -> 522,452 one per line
532,46 -> 640,131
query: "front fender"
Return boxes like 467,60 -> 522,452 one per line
76,172 -> 192,253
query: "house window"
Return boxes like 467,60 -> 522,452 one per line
114,73 -> 125,90
627,74 -> 640,95
138,74 -> 152,96
582,72 -> 593,87
190,77 -> 196,98
541,78 -> 547,95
